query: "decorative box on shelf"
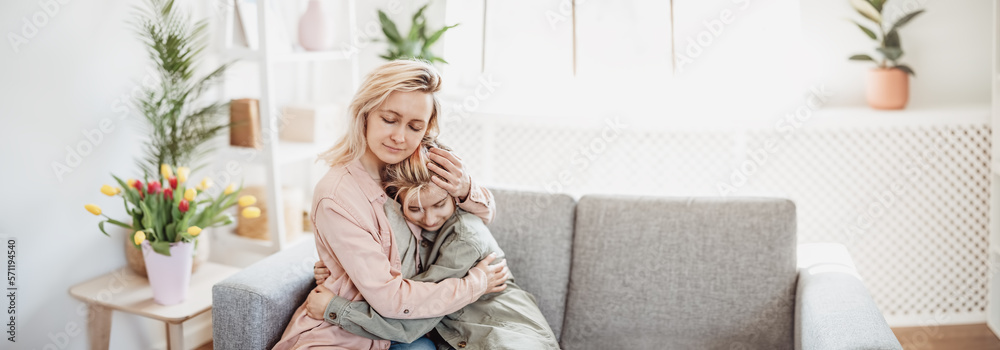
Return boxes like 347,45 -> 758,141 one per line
230,98 -> 261,149
279,103 -> 344,143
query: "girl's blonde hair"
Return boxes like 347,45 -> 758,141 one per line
382,139 -> 452,207
319,60 -> 443,167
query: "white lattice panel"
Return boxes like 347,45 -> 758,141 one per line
441,112 -> 991,326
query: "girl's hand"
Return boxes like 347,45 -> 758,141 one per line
427,147 -> 472,201
314,260 -> 331,285
473,253 -> 510,294
305,285 -> 336,320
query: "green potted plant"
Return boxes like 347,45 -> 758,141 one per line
847,0 -> 924,110
377,3 -> 458,63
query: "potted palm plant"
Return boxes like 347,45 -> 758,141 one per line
847,0 -> 924,110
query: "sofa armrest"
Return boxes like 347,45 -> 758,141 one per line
795,243 -> 902,350
212,240 -> 318,350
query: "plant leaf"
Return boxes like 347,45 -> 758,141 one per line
895,64 -> 916,76
411,3 -> 428,24
877,47 -> 903,61
423,24 -> 459,51
98,221 -> 111,237
104,217 -> 136,230
850,0 -> 882,23
867,0 -> 885,12
849,54 -> 875,62
853,21 -> 877,40
890,10 -> 924,32
884,29 -> 900,48
152,240 -> 172,256
378,10 -> 403,45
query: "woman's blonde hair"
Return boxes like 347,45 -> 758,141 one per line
382,139 -> 452,207
319,60 -> 443,167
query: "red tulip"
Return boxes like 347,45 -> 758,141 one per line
147,180 -> 162,195
132,179 -> 144,193
179,199 -> 189,213
168,176 -> 178,189
164,188 -> 174,201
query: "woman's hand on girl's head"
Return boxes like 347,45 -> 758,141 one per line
474,253 -> 511,294
305,285 -> 336,320
427,147 -> 472,201
314,260 -> 331,285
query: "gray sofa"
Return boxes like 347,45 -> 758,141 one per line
213,189 -> 902,349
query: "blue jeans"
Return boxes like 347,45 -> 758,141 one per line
389,336 -> 436,350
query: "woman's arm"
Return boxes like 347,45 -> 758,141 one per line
316,197 -> 507,319
311,238 -> 483,343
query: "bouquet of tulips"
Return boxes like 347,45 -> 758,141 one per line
85,164 -> 260,256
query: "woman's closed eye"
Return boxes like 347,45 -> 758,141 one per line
382,117 -> 397,124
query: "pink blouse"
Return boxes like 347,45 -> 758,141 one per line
272,159 -> 496,350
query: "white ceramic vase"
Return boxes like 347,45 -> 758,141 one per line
141,240 -> 195,305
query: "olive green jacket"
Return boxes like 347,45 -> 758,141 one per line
322,201 -> 559,350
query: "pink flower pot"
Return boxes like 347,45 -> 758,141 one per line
866,68 -> 909,110
298,0 -> 333,51
141,240 -> 195,305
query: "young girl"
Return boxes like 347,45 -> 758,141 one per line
309,142 -> 560,350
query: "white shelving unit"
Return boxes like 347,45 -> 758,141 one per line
215,0 -> 361,257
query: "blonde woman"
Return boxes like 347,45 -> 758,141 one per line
272,60 -> 510,350
309,141 -> 561,350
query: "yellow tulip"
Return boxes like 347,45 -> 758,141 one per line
100,184 -> 117,197
184,188 -> 197,201
127,179 -> 136,188
242,207 -> 261,219
161,164 -> 174,179
187,226 -> 202,236
177,167 -> 190,183
197,177 -> 213,191
238,195 -> 257,207
133,230 -> 146,245
224,183 -> 236,195
85,204 -> 101,216
115,187 -> 122,195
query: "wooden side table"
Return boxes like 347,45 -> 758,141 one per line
69,262 -> 240,350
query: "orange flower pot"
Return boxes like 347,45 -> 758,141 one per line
866,68 -> 909,110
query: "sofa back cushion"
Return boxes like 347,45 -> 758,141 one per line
487,188 -> 577,341
561,196 -> 798,350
